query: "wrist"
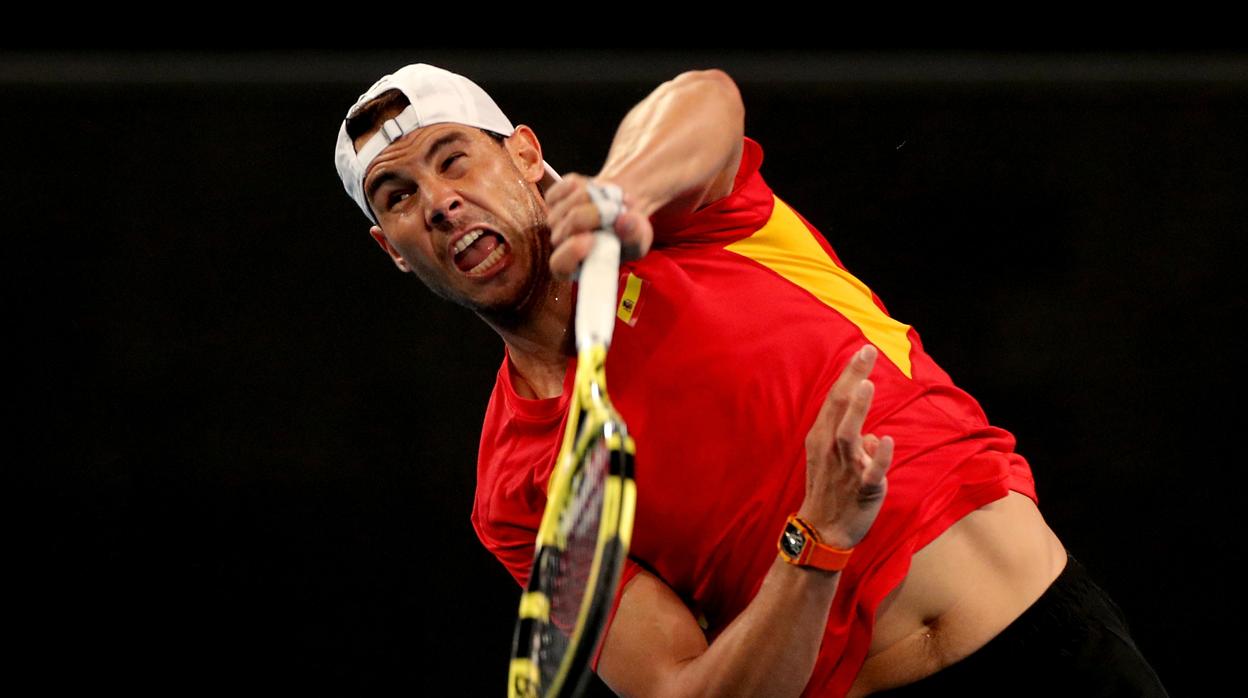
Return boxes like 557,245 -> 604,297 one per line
593,170 -> 660,219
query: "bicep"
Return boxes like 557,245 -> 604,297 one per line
597,569 -> 708,698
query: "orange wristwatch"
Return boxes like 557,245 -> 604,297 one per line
777,514 -> 854,571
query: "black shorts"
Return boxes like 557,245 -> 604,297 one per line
870,555 -> 1169,697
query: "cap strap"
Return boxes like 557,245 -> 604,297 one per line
355,105 -> 423,172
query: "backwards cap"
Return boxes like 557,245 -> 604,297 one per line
334,63 -> 560,224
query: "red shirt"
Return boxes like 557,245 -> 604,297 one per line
471,137 -> 1036,696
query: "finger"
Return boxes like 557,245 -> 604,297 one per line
836,379 -> 874,458
862,435 -> 893,489
551,203 -> 607,247
543,172 -> 588,211
812,345 -> 876,433
613,210 -> 654,261
547,188 -> 590,244
549,232 -> 596,280
862,433 -> 881,458
828,345 -> 878,413
835,345 -> 877,391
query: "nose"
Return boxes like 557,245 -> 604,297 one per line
425,182 -> 464,231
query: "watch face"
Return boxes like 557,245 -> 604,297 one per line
780,523 -> 806,557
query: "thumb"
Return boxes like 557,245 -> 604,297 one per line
613,211 -> 652,261
614,211 -> 635,237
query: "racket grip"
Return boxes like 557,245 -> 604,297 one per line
575,231 -> 622,350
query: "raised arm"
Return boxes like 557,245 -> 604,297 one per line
598,346 -> 893,698
545,69 -> 745,278
597,69 -> 744,223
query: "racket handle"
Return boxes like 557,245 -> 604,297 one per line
575,230 -> 621,350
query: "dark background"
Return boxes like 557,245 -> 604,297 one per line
8,42 -> 1243,695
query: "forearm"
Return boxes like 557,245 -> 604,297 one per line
599,348 -> 888,698
596,69 -> 744,220
662,556 -> 840,698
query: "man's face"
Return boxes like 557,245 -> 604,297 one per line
358,121 -> 552,320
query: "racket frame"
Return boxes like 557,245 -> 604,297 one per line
508,233 -> 637,698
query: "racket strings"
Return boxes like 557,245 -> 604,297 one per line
537,439 -> 612,687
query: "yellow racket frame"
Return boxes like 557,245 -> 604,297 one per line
508,345 -> 637,698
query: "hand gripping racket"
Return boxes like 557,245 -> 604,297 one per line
508,218 -> 638,698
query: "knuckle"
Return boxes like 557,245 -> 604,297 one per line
806,427 -> 834,453
858,483 -> 885,502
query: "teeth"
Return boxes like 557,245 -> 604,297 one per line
468,240 -> 507,274
453,229 -> 484,255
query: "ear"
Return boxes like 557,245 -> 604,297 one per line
369,225 -> 411,273
504,125 -> 546,186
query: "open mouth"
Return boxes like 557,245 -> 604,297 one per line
452,229 -> 508,275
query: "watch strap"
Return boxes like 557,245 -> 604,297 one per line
778,514 -> 854,571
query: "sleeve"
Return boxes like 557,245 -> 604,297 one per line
472,511 -> 539,587
471,359 -> 568,588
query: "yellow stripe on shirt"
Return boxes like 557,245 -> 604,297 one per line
724,196 -> 914,378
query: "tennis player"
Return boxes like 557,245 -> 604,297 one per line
334,64 -> 1168,696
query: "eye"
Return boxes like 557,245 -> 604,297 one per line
387,189 -> 413,210
442,152 -> 466,172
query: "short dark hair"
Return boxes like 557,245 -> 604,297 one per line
346,89 -> 507,149
345,89 -> 410,142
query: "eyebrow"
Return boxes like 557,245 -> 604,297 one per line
365,170 -> 402,206
364,130 -> 473,206
424,131 -> 471,165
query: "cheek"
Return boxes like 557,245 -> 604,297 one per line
507,184 -> 549,242
481,161 -> 544,221
392,232 -> 437,263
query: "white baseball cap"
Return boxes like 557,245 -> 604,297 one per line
334,63 -> 561,224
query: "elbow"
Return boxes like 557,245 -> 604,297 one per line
671,69 -> 746,173
674,68 -> 739,95
675,68 -> 745,127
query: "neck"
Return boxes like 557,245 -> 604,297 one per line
479,276 -> 575,400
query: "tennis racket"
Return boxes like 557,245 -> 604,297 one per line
508,230 -> 637,698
